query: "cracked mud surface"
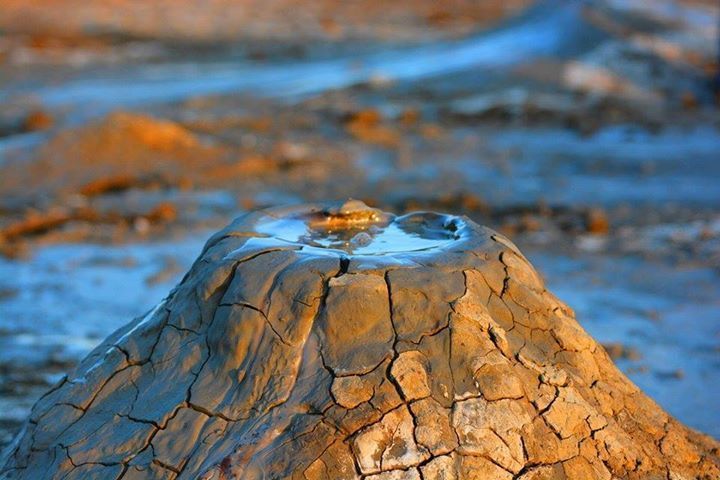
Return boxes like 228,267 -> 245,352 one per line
1,202 -> 718,479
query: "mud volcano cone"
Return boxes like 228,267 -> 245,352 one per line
2,201 -> 718,480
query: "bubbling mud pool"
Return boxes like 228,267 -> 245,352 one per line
256,201 -> 461,255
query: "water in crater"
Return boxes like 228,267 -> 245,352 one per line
256,212 -> 459,256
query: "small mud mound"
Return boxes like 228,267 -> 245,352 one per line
0,112 -> 221,199
1,201 -> 718,479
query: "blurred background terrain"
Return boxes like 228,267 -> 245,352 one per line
0,0 -> 719,447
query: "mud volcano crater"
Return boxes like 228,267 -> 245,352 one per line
1,201 -> 718,479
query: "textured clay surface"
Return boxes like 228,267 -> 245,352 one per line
1,201 -> 718,479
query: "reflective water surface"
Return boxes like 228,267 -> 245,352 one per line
257,212 -> 459,255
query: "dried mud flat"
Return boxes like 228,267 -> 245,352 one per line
0,0 -> 719,460
0,0 -> 534,44
1,202 -> 718,479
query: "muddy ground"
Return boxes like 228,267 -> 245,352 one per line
0,0 -> 719,447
